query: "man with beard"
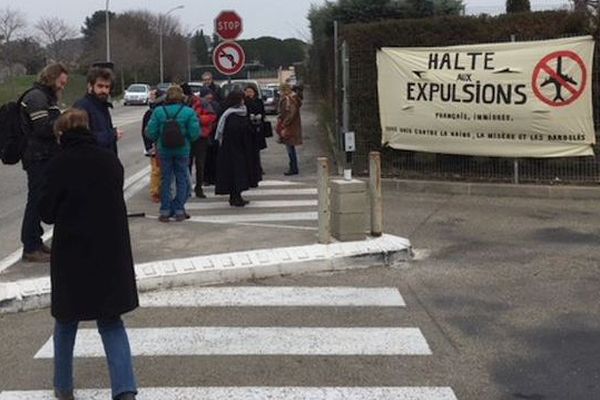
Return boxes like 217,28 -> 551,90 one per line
74,64 -> 123,154
19,63 -> 69,263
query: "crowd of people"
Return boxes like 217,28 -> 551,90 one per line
141,72 -> 303,220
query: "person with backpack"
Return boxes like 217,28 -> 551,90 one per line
18,63 -> 69,263
146,85 -> 200,222
73,65 -> 123,155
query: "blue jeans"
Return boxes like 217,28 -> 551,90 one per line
54,318 -> 137,399
159,154 -> 190,217
286,145 -> 298,173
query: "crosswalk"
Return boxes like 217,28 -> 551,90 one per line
0,286 -> 458,400
186,180 -> 319,229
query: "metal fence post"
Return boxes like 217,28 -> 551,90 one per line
510,34 -> 520,185
342,40 -> 352,180
369,152 -> 383,237
334,20 -> 340,152
317,157 -> 331,244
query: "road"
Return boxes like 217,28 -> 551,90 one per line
0,104 -> 149,267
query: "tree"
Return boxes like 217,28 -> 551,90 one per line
0,7 -> 26,74
192,29 -> 209,65
7,37 -> 45,74
82,10 -> 115,43
35,17 -> 78,62
506,0 -> 531,13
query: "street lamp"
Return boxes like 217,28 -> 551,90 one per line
105,0 -> 110,61
187,23 -> 205,82
159,5 -> 184,84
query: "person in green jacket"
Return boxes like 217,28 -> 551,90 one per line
146,85 -> 200,222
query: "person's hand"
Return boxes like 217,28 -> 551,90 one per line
116,128 -> 124,141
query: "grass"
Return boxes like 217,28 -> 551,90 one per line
0,74 -> 87,107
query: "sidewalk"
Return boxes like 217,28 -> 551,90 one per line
0,90 -> 412,312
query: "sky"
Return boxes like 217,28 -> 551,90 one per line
2,0 -> 572,41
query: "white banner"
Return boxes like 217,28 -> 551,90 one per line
377,36 -> 596,158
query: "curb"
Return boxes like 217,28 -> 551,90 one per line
383,178 -> 600,200
0,234 -> 412,314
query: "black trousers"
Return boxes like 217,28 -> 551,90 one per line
189,138 -> 208,194
21,160 -> 48,253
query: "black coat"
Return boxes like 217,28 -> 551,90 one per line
215,114 -> 259,195
73,94 -> 117,154
40,129 -> 138,321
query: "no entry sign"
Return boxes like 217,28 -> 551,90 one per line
532,50 -> 588,107
215,10 -> 243,40
213,41 -> 246,76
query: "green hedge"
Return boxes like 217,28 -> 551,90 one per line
334,11 -> 594,177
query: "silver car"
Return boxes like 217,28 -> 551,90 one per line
123,84 -> 151,106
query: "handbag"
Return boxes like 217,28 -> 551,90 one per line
263,121 -> 273,138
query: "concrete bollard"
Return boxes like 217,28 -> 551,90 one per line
317,157 -> 331,244
369,151 -> 383,237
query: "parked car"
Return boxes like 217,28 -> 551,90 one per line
220,79 -> 261,99
261,87 -> 279,115
155,82 -> 173,94
123,84 -> 151,106
186,82 -> 204,97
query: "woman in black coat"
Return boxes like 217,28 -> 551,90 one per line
214,91 -> 259,207
40,109 -> 138,400
244,85 -> 266,181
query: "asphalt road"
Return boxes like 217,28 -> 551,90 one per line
0,103 -> 149,265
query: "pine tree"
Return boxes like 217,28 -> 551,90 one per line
192,29 -> 209,65
506,0 -> 531,13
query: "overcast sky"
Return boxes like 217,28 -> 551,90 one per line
2,0 -> 571,41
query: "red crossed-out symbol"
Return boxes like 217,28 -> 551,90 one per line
212,41 -> 245,76
532,50 -> 587,107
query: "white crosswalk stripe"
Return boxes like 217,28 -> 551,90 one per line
0,387 -> 458,400
187,180 -> 319,226
14,285 -> 458,400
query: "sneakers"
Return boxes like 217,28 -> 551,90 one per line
22,249 -> 50,263
54,389 -> 74,400
284,170 -> 299,176
158,215 -> 170,223
174,214 -> 187,222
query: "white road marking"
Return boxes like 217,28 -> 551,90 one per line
258,180 -> 302,187
186,199 -> 317,210
35,327 -> 431,358
139,287 -> 406,307
0,387 -> 458,400
189,212 -> 317,224
203,188 -> 318,198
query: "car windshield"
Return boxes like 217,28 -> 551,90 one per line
127,85 -> 146,93
262,89 -> 274,97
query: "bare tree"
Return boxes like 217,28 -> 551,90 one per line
35,16 -> 78,62
0,7 -> 26,77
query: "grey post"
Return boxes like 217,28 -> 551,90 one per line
105,0 -> 110,61
333,21 -> 340,152
511,34 -> 520,184
369,152 -> 383,237
317,157 -> 331,244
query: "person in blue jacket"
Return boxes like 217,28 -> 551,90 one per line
73,66 -> 122,154
146,85 -> 200,222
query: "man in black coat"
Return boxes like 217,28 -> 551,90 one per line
20,63 -> 69,263
74,66 -> 123,155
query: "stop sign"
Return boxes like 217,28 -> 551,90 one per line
215,10 -> 243,40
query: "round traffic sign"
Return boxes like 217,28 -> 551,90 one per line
213,41 -> 246,76
215,10 -> 243,41
532,50 -> 588,107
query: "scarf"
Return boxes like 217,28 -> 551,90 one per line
215,105 -> 247,144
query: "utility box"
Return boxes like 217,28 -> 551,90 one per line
330,179 -> 367,242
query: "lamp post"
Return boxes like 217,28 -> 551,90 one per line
105,0 -> 110,61
159,5 -> 184,84
187,23 -> 205,82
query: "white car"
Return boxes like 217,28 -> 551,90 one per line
123,84 -> 151,106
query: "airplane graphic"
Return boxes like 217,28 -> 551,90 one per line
540,56 -> 578,102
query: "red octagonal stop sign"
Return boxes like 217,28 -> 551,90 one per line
215,10 -> 243,41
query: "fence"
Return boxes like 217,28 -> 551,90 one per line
329,14 -> 600,185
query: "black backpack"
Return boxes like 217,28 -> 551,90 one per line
161,105 -> 186,148
0,90 -> 30,165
